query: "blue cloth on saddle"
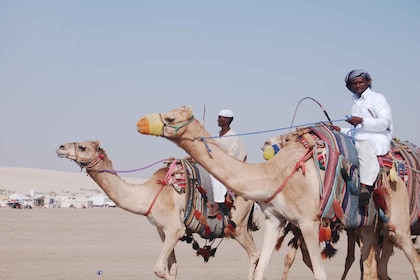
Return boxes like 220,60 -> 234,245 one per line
311,123 -> 376,228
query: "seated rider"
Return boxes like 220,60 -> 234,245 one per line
209,109 -> 247,216
329,69 -> 393,206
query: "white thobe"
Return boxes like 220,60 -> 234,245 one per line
341,88 -> 393,185
210,129 -> 247,203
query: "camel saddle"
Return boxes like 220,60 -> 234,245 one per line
164,158 -> 236,239
297,123 -> 420,232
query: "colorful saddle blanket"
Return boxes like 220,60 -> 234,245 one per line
307,123 -> 376,228
165,159 -> 231,239
299,123 -> 420,231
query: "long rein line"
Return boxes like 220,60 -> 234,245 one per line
97,158 -> 168,174
199,118 -> 347,142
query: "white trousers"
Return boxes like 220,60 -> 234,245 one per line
209,174 -> 227,203
355,140 -> 380,186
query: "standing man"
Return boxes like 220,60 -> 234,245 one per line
329,69 -> 393,206
208,109 -> 247,216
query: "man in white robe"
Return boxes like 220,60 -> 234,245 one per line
330,69 -> 393,206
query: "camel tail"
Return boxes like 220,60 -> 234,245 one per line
247,203 -> 260,232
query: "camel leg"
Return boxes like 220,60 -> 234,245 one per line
253,214 -> 282,280
281,243 -> 299,280
299,221 -> 327,280
230,197 -> 260,280
281,234 -> 313,280
384,179 -> 420,279
377,229 -> 393,280
341,229 -> 357,280
154,227 -> 183,280
358,224 -> 378,280
391,230 -> 420,279
300,238 -> 314,272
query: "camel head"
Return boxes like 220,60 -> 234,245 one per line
137,105 -> 194,138
261,128 -> 315,161
56,140 -> 106,169
261,135 -> 282,161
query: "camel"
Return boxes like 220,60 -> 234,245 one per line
56,140 -> 260,280
262,133 -> 420,280
262,135 -> 365,280
136,106 -> 420,280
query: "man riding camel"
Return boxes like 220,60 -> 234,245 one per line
208,109 -> 247,216
329,69 -> 393,206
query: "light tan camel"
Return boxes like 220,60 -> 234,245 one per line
262,135 -> 364,280
137,106 -> 420,280
56,141 -> 259,280
261,135 -> 416,280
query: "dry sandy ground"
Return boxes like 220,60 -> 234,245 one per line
0,207 -> 416,280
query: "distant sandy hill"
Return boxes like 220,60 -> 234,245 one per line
0,167 -> 146,196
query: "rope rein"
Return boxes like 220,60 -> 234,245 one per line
98,159 -> 167,174
94,118 -> 346,175
199,118 -> 347,141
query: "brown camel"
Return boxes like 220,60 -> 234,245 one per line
137,106 -> 420,280
56,141 -> 259,280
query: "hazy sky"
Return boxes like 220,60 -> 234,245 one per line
1,1 -> 419,178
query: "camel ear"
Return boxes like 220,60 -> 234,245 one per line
185,105 -> 193,115
94,140 -> 100,147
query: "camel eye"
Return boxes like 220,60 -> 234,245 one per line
79,146 -> 87,152
164,117 -> 175,123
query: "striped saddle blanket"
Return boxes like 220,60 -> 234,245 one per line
165,159 -> 231,239
308,123 -> 376,228
304,123 -> 420,231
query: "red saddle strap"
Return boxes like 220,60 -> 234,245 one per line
265,147 -> 314,203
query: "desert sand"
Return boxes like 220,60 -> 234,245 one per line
1,207 -> 416,280
0,168 -> 416,279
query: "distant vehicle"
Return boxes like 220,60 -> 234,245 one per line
8,202 -> 22,209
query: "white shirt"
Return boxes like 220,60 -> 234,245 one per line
341,88 -> 393,156
215,129 -> 247,161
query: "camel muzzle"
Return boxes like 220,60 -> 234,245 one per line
137,114 -> 164,136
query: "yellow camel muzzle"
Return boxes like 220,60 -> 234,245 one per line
137,113 -> 164,136
263,146 -> 275,161
262,143 -> 281,161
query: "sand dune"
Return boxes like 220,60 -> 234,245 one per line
0,167 -> 146,197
